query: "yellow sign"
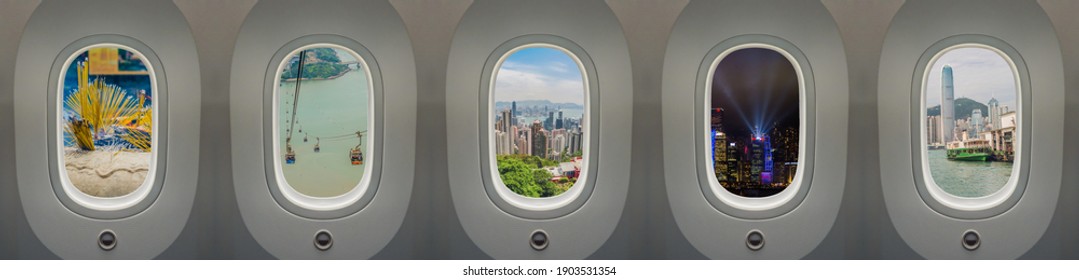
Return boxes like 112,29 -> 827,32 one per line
88,48 -> 120,75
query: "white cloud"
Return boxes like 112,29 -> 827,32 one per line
925,47 -> 1018,110
492,67 -> 585,104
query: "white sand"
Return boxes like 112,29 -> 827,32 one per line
63,147 -> 150,198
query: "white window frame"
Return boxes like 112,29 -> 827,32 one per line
703,43 -> 808,212
55,43 -> 159,211
486,43 -> 591,212
917,43 -> 1023,211
270,43 -> 376,211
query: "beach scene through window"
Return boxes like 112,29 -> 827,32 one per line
61,46 -> 154,198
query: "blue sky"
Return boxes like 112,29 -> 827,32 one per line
493,47 -> 585,104
925,47 -> 1017,111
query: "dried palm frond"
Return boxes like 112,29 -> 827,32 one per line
65,119 -> 95,151
120,128 -> 151,152
63,61 -> 144,151
120,94 -> 153,152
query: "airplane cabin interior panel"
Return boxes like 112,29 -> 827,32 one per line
1,0 -> 1079,260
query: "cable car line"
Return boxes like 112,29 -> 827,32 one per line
284,50 -> 307,164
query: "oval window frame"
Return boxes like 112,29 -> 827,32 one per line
479,34 -> 600,219
262,35 -> 383,219
47,35 -> 168,219
696,34 -> 815,219
910,35 -> 1031,218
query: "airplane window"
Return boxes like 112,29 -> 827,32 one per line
708,47 -> 800,198
273,45 -> 372,201
491,45 -> 587,199
59,45 -> 157,202
922,45 -> 1019,198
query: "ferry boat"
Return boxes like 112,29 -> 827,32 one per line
946,139 -> 992,161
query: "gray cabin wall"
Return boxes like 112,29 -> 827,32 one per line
0,0 -> 1077,259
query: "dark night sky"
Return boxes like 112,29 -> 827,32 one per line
711,48 -> 800,139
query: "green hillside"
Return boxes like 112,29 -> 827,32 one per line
927,97 -> 988,120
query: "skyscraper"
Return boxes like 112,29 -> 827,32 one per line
519,128 -> 532,155
511,101 -> 517,126
497,110 -> 511,134
941,65 -> 955,143
761,136 -> 773,185
751,137 -> 763,184
927,115 -> 941,145
714,131 -> 727,181
495,131 -> 512,155
511,126 -> 519,153
531,121 -> 547,158
495,131 -> 504,154
988,97 -> 1000,131
971,108 -> 983,136
710,108 -> 724,133
552,134 -> 566,158
545,111 -> 555,131
556,111 -> 564,129
568,129 -> 582,156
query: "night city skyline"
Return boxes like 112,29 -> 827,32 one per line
710,47 -> 800,197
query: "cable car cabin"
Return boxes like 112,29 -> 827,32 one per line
350,147 -> 363,165
285,147 -> 296,165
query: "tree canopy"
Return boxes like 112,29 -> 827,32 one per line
496,155 -> 574,198
281,48 -> 348,80
282,62 -> 348,80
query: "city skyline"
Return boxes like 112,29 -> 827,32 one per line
923,47 -> 1016,198
925,46 -> 1018,147
492,47 -> 586,198
925,47 -> 1017,110
710,47 -> 800,197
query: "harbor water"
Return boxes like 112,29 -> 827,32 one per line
278,65 -> 369,198
927,149 -> 1013,198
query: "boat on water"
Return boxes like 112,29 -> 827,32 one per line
947,147 -> 990,161
993,149 -> 1014,162
946,138 -> 992,161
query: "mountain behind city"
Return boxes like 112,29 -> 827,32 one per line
495,100 -> 584,110
927,97 -> 988,120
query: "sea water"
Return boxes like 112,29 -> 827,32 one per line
278,67 -> 369,198
927,149 -> 1013,198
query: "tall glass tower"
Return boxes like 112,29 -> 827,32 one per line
941,65 -> 955,143
988,97 -> 1000,130
971,108 -> 983,137
510,101 -> 517,126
